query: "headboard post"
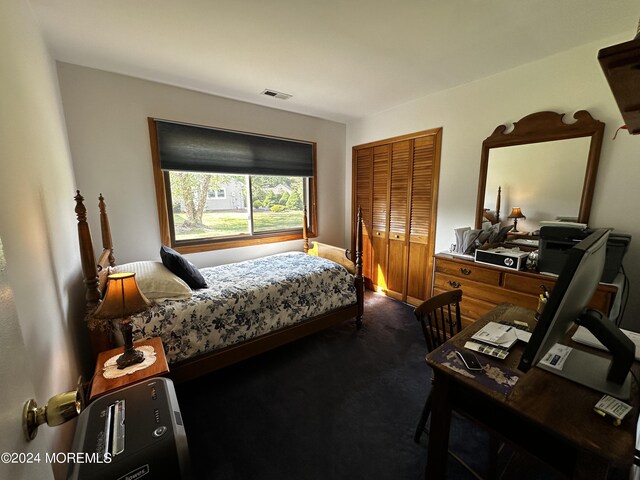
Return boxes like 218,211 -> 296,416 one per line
496,186 -> 502,224
98,194 -> 115,267
302,206 -> 309,253
75,191 -> 113,358
75,191 -> 101,310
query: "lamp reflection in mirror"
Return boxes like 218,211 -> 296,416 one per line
92,272 -> 151,369
508,207 -> 526,232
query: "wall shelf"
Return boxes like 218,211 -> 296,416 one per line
598,38 -> 640,135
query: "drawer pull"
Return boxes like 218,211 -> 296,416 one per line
459,268 -> 472,276
448,280 -> 461,288
394,234 -> 400,239
376,232 -> 381,236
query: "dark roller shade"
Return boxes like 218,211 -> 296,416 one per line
154,120 -> 314,177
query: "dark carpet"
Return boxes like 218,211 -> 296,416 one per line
175,292 -> 562,480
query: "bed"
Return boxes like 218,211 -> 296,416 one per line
75,191 -> 364,382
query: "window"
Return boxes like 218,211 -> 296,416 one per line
207,188 -> 226,199
149,119 -> 317,253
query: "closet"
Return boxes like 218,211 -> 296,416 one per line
352,128 -> 442,305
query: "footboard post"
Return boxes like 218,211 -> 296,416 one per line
355,207 -> 364,329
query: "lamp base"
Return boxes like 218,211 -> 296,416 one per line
116,348 -> 145,369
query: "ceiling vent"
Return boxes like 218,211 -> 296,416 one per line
261,89 -> 292,100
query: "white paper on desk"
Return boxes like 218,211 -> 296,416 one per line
539,343 -> 572,370
571,325 -> 640,361
515,330 -> 532,343
471,322 -> 518,348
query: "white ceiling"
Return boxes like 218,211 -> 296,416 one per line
29,0 -> 638,123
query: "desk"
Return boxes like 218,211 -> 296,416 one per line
425,304 -> 638,479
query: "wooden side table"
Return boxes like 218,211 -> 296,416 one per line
89,337 -> 169,401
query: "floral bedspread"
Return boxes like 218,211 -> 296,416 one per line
133,252 -> 357,364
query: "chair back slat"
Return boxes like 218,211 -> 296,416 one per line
415,290 -> 463,353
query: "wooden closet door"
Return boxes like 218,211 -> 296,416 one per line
354,148 -> 373,282
386,140 -> 411,300
406,134 -> 440,305
371,145 -> 390,292
352,127 -> 441,303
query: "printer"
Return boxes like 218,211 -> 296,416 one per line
67,377 -> 190,480
538,226 -> 631,282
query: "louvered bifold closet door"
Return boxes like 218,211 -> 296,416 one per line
386,140 -> 411,300
355,148 -> 373,281
352,127 -> 442,304
371,145 -> 390,292
407,135 -> 438,305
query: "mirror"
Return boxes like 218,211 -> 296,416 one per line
475,111 -> 605,231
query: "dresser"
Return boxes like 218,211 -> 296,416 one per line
432,253 -> 617,327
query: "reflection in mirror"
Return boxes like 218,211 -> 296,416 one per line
475,111 -> 605,231
485,137 -> 591,233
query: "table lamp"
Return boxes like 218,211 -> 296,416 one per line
92,272 -> 151,369
507,207 -> 526,233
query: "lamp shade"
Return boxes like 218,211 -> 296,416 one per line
507,207 -> 526,219
92,273 -> 150,320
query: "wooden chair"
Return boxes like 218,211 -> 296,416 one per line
413,289 -> 463,443
414,289 -> 502,480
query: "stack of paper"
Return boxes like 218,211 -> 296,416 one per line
471,322 -> 518,349
571,326 -> 640,361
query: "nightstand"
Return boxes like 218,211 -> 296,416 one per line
89,337 -> 169,401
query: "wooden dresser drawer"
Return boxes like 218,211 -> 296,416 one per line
503,272 -> 556,296
434,286 -> 496,324
504,271 -> 615,313
435,258 -> 501,286
433,273 -> 538,310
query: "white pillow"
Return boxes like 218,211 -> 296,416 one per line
112,261 -> 192,302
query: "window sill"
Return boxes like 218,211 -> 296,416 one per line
172,230 -> 317,255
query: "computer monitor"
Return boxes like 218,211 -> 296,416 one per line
518,228 -> 635,399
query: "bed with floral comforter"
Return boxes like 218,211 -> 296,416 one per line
134,252 -> 357,365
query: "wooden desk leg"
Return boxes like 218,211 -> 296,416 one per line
425,371 -> 452,479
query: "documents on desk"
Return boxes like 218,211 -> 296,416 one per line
471,322 -> 519,349
572,325 -> 640,361
466,322 -> 531,360
539,344 -> 572,370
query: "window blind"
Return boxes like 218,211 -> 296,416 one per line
153,120 -> 314,177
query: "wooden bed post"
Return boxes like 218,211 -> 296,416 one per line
355,207 -> 364,328
302,206 -> 309,253
75,191 -> 112,357
75,191 -> 101,311
98,194 -> 115,267
496,186 -> 502,224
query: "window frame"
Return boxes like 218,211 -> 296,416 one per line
149,118 -> 318,254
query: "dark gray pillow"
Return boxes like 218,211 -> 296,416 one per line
160,245 -> 207,289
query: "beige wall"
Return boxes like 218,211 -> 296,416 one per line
0,0 -> 84,478
346,32 -> 640,329
57,64 -> 348,268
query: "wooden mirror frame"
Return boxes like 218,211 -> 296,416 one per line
474,111 -> 605,229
